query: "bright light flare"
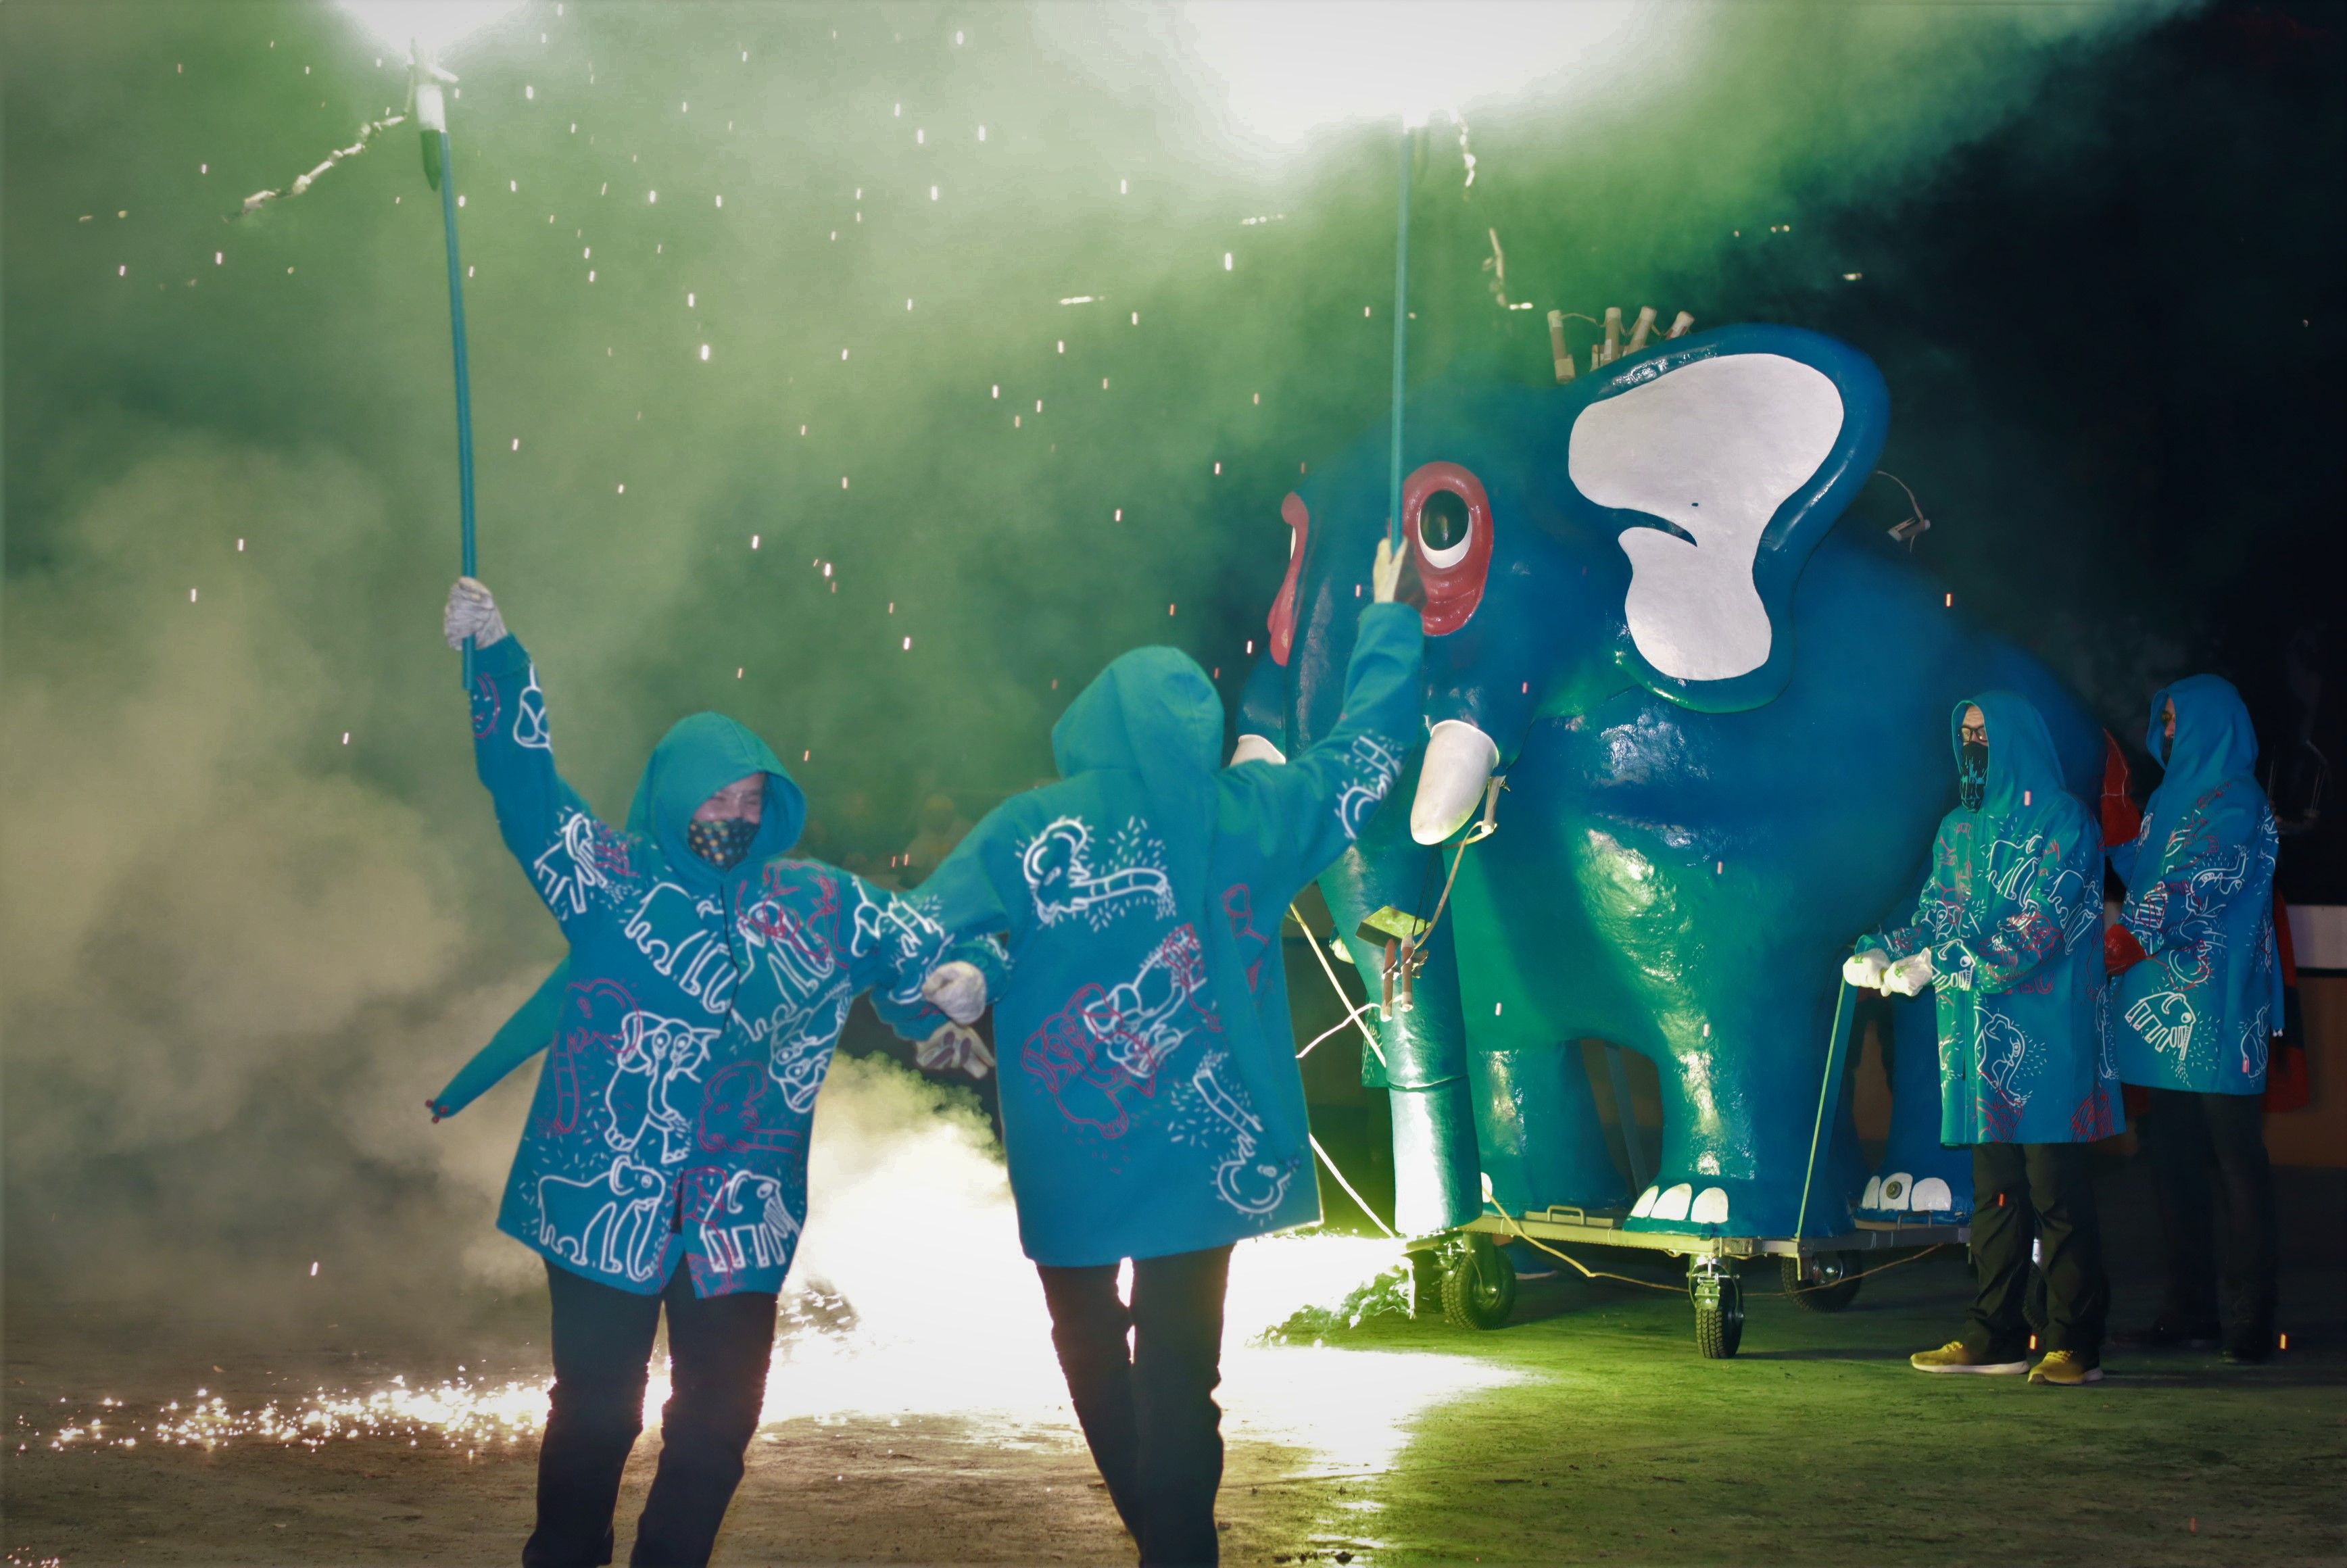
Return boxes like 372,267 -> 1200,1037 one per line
338,1 -> 527,61
1168,1 -> 1661,143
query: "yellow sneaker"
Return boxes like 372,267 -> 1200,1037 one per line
2029,1350 -> 2104,1386
1910,1340 -> 2029,1375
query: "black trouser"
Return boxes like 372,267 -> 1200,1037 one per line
1036,1246 -> 1232,1568
525,1260 -> 777,1568
2142,1086 -> 2279,1344
1964,1142 -> 2108,1362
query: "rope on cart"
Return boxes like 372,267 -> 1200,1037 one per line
1290,903 -> 1388,1070
1491,1208 -> 1956,1298
1309,1133 -> 1400,1239
1775,1243 -> 1952,1298
1489,1208 -> 1689,1294
1296,1002 -> 1380,1060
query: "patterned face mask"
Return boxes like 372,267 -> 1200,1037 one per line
1958,739 -> 1989,812
687,815 -> 760,871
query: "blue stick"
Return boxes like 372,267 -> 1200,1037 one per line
1386,123 -> 1412,551
435,126 -> 479,687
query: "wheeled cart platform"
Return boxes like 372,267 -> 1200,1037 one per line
1409,1207 -> 1970,1358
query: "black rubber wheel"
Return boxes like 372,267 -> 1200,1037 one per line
2024,1265 -> 2049,1334
1782,1250 -> 1865,1313
1694,1273 -> 1745,1358
1440,1235 -> 1518,1330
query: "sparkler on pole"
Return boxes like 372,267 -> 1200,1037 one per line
410,50 -> 480,687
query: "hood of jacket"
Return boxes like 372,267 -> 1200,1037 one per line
1950,690 -> 2068,822
2145,673 -> 2259,816
626,712 -> 806,889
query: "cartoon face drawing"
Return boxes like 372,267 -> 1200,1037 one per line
602,1010 -> 720,1166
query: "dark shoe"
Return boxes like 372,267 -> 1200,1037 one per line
2108,1319 -> 2219,1352
2221,1335 -> 2274,1365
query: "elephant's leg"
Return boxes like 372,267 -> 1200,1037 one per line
1859,993 -> 1974,1219
1622,983 -> 1864,1239
1468,1042 -> 1631,1215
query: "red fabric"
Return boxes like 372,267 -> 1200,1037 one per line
2105,922 -> 2149,977
2100,730 -> 2144,851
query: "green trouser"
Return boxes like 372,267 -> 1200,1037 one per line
1963,1141 -> 2108,1361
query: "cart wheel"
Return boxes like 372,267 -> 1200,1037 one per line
1782,1250 -> 1864,1313
1440,1235 -> 1517,1330
1690,1262 -> 1745,1358
2023,1266 -> 2049,1334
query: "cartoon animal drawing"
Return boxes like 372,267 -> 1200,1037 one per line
2125,991 -> 2198,1058
1020,816 -> 1176,928
603,1009 -> 719,1165
537,1157 -> 668,1284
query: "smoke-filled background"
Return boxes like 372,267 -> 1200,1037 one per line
5,1 -> 2342,1321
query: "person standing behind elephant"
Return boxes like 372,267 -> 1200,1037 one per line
910,540 -> 1420,1567
440,579 -> 986,1568
1846,692 -> 2122,1386
2104,676 -> 2283,1363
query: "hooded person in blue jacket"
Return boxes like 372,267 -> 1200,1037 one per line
441,578 -> 984,1568
1849,692 -> 2120,1386
2105,675 -> 2283,1361
913,540 -> 1420,1567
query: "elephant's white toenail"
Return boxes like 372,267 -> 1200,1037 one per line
1653,1183 -> 1694,1222
1880,1173 -> 1912,1210
1690,1187 -> 1729,1225
1861,1176 -> 1885,1210
1912,1177 -> 1953,1212
1631,1185 -> 1660,1219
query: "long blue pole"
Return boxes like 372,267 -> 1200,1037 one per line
435,126 -> 479,685
1386,123 -> 1412,551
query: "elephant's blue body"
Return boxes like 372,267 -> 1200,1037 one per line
1241,327 -> 2102,1239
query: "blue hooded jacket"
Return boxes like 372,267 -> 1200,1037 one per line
1863,691 -> 2122,1146
921,604 -> 1423,1267
2110,675 -> 2282,1094
462,633 -> 965,1296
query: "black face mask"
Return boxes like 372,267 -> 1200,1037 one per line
687,816 -> 760,871
1958,739 -> 1989,812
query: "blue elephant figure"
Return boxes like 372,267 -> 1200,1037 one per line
1236,325 -> 2103,1239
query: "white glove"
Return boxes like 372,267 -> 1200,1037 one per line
1372,537 -> 1405,604
1883,952 -> 1936,998
915,1021 -> 994,1079
921,960 -> 988,1025
1842,951 -> 1889,991
444,577 -> 508,650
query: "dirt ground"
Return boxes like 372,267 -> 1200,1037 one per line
7,1164 -> 2343,1567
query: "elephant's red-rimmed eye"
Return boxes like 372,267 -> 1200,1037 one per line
1267,491 -> 1309,666
1404,462 -> 1493,635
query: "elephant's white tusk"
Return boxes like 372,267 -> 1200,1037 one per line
1411,720 -> 1499,844
1229,733 -> 1287,766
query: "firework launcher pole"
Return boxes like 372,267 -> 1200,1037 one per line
413,53 -> 479,688
1386,120 -> 1413,552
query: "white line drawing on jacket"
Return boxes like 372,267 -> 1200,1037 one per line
623,881 -> 740,1014
2125,990 -> 2198,1058
537,1156 -> 668,1284
2237,1010 -> 2272,1080
1977,1012 -> 2035,1110
604,1010 -> 720,1166
1190,1052 -> 1292,1216
697,1170 -> 801,1277
767,991 -> 852,1114
1080,925 -> 1211,1082
533,808 -> 620,918
1335,735 -> 1405,840
850,884 -> 949,1007
514,667 -> 552,750
1021,815 -> 1176,929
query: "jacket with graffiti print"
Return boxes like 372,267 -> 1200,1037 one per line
1862,691 -> 2123,1146
920,604 -> 1423,1267
2110,675 -> 2282,1095
468,633 -> 965,1296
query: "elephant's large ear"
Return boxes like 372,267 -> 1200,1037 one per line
1559,325 -> 1889,713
